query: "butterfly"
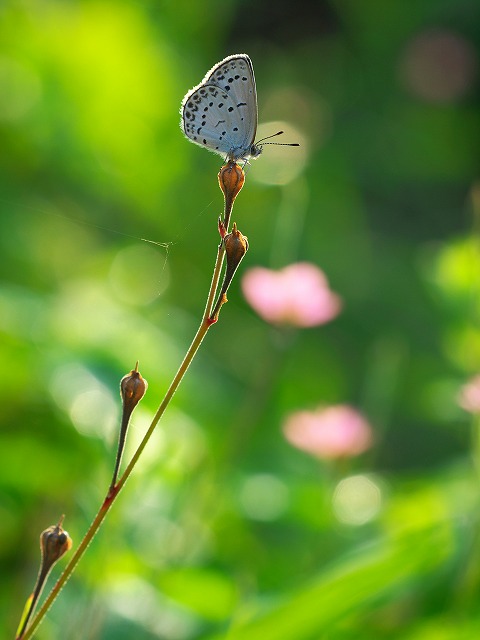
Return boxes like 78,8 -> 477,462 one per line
180,53 -> 297,163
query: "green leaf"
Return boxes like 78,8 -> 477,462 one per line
212,526 -> 447,640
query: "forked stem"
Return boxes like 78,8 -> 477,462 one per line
18,162 -> 245,640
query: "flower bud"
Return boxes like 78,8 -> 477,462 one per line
120,362 -> 148,410
218,162 -> 245,225
40,516 -> 72,569
110,363 -> 148,492
209,223 -> 249,322
224,223 -> 249,275
15,517 -> 72,639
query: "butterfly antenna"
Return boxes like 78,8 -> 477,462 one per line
256,131 -> 299,147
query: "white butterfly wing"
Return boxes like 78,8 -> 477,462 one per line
181,54 -> 258,161
203,54 -> 258,146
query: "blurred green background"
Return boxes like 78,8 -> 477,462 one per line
1,0 -> 480,638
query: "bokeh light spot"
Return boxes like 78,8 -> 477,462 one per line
109,243 -> 170,306
332,474 -> 383,526
252,121 -> 307,185
239,473 -> 289,521
50,363 -> 118,440
400,29 -> 477,103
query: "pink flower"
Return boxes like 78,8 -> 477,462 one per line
400,30 -> 477,104
458,375 -> 480,414
283,405 -> 373,460
241,263 -> 341,327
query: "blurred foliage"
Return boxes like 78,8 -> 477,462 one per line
1,0 -> 480,638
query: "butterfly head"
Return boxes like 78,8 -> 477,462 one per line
227,134 -> 298,165
226,143 -> 263,164
249,143 -> 263,159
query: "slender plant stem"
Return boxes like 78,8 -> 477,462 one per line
16,562 -> 51,638
19,241 -> 227,640
204,242 -> 226,321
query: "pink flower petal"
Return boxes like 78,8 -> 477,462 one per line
458,375 -> 480,414
283,405 -> 373,460
242,262 -> 342,328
